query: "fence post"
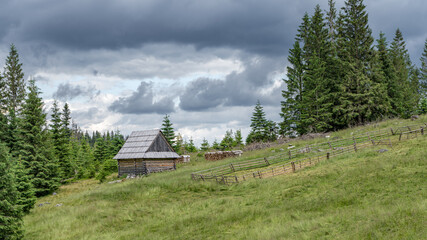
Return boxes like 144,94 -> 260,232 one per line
390,128 -> 394,135
288,150 -> 292,159
291,162 -> 296,173
235,175 -> 238,183
421,127 -> 424,135
230,164 -> 235,172
353,136 -> 357,152
399,133 -> 402,141
258,171 -> 262,179
264,157 -> 270,165
327,152 -> 330,160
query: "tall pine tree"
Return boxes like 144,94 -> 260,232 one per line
19,79 -> 59,196
390,29 -> 419,117
336,0 -> 388,125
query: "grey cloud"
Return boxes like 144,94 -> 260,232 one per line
179,56 -> 285,111
109,81 -> 175,114
0,0 -> 314,57
52,82 -> 100,101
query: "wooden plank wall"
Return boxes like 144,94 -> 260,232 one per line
146,160 -> 176,173
118,159 -> 144,176
118,159 -> 176,176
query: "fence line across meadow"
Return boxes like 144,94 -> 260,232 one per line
191,123 -> 427,184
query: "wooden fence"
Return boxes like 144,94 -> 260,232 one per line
191,123 -> 426,184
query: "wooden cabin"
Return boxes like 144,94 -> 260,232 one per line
113,129 -> 180,176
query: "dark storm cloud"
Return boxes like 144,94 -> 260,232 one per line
52,83 -> 100,101
0,0 -> 317,56
109,81 -> 175,114
179,57 -> 284,111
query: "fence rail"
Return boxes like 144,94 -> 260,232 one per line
191,124 -> 426,184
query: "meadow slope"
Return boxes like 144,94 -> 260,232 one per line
24,117 -> 427,239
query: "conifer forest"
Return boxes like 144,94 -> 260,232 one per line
1,0 -> 427,239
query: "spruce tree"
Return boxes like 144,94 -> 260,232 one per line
281,40 -> 304,136
161,114 -> 175,147
336,0 -> 388,125
19,79 -> 59,196
13,159 -> 36,214
220,130 -> 234,150
61,103 -> 71,139
185,138 -> 197,153
376,32 -> 398,116
4,44 -> 26,113
6,108 -> 20,157
248,101 -> 267,143
0,143 -> 23,240
200,138 -> 210,151
234,130 -> 243,147
390,29 -> 418,117
419,38 -> 427,96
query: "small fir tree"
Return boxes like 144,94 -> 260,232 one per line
200,138 -> 210,151
161,114 -> 175,147
234,130 -> 243,147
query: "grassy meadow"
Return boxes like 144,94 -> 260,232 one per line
24,116 -> 427,239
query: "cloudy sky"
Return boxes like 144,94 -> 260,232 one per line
1,0 -> 426,146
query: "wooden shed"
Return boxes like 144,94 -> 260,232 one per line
113,129 -> 180,176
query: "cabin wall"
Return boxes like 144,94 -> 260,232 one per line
146,159 -> 176,173
117,159 -> 176,176
118,159 -> 147,176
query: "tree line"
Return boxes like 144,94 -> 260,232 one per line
161,114 -> 244,154
280,0 -> 427,136
0,45 -> 125,239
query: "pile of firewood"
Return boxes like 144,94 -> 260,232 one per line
204,150 -> 243,161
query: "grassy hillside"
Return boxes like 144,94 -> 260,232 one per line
24,116 -> 427,239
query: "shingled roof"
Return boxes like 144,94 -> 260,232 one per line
113,129 -> 180,160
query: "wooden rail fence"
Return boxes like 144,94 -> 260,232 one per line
191,124 -> 426,185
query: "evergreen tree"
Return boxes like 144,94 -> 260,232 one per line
234,130 -> 243,147
377,32 -> 398,116
94,137 -> 107,167
327,0 -> 337,42
6,108 -> 20,157
200,138 -> 210,151
390,29 -> 418,117
420,38 -> 427,96
220,130 -> 235,150
50,101 -> 73,179
336,0 -> 388,125
161,114 -> 175,147
281,40 -> 304,135
248,101 -> 267,143
13,159 -> 36,214
174,133 -> 183,154
19,79 -> 59,196
0,73 -> 6,112
3,44 -> 26,113
0,143 -> 23,240
212,139 -> 220,150
185,138 -> 197,153
61,103 -> 71,139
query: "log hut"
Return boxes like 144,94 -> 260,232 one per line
113,129 -> 180,176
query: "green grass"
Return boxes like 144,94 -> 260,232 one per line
24,117 -> 427,239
